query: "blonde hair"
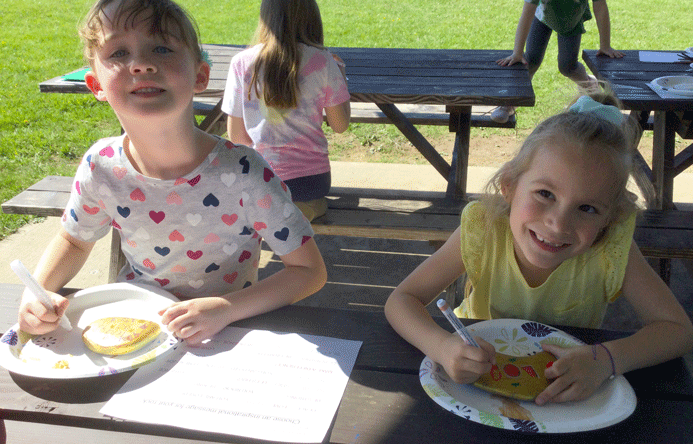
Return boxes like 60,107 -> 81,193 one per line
483,90 -> 640,234
79,0 -> 204,66
249,0 -> 325,109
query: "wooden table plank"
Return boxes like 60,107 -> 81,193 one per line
1,284 -> 692,443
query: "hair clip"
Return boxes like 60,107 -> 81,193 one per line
569,95 -> 624,126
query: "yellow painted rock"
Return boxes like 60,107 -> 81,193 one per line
474,351 -> 556,401
82,317 -> 160,356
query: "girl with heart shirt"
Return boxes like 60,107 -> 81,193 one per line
17,0 -> 326,345
222,0 -> 350,221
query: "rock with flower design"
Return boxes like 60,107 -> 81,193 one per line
473,351 -> 556,401
82,317 -> 160,355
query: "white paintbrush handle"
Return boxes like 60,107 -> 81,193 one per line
10,260 -> 72,331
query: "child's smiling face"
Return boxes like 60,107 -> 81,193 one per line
504,141 -> 618,285
84,1 -> 208,122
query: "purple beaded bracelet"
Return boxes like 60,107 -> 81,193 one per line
592,343 -> 616,380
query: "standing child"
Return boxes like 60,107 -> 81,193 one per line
385,93 -> 693,405
491,0 -> 624,123
222,0 -> 351,221
18,0 -> 327,345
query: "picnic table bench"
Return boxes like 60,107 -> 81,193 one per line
4,176 -> 693,283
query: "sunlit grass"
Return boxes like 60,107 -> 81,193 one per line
0,0 -> 688,239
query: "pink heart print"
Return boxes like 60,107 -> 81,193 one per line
263,168 -> 275,182
83,205 -> 100,215
167,191 -> 182,205
257,194 -> 272,209
149,211 -> 165,224
188,175 -> 201,187
204,233 -> 220,244
253,222 -> 267,231
223,272 -> 238,284
238,250 -> 252,262
113,166 -> 127,179
187,250 -> 203,260
130,188 -> 146,202
222,214 -> 238,226
169,230 -> 185,242
75,181 -> 81,195
155,278 -> 170,287
143,258 -> 156,270
99,146 -> 114,157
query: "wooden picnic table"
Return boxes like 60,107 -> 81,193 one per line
582,50 -> 693,210
1,283 -> 692,443
39,44 -> 535,199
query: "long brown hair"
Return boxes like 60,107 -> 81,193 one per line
249,0 -> 324,109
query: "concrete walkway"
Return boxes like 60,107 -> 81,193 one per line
1,161 -> 692,332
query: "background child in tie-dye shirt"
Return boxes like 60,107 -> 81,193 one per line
18,0 -> 327,345
222,0 -> 350,221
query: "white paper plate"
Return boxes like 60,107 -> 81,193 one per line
420,319 -> 636,433
652,76 -> 693,96
0,283 -> 180,379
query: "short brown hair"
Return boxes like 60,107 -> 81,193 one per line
79,0 -> 203,65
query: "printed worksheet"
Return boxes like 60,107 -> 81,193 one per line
101,327 -> 362,443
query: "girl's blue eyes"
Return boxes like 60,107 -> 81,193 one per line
537,189 -> 553,199
536,190 -> 600,214
579,204 -> 598,214
109,46 -> 172,58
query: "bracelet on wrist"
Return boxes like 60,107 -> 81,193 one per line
592,343 -> 616,380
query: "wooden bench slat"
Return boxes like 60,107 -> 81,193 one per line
192,100 -> 517,129
4,177 -> 693,263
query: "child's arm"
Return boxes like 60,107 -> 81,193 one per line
160,238 -> 327,345
496,1 -> 537,66
226,116 -> 254,147
384,227 -> 496,384
592,0 -> 624,58
536,241 -> 693,405
324,54 -> 350,133
18,228 -> 95,334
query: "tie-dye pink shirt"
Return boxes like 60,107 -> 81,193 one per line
222,44 -> 350,181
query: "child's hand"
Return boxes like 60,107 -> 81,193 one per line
436,334 -> 496,384
159,297 -> 233,345
597,47 -> 625,59
18,290 -> 69,335
496,53 -> 527,67
534,343 -> 613,405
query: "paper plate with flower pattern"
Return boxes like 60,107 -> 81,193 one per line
419,319 -> 636,433
0,283 -> 180,379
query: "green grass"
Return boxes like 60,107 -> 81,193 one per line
0,0 -> 689,239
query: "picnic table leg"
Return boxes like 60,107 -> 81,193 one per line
197,99 -> 226,134
108,229 -> 127,283
446,106 -> 471,198
650,110 -> 678,284
375,103 -> 451,180
629,110 -> 657,207
651,110 -> 677,211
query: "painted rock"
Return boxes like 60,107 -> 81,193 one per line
82,317 -> 160,356
474,351 -> 556,401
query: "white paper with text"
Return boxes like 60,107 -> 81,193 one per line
100,328 -> 362,443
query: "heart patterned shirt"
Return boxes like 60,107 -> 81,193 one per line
62,135 -> 314,300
